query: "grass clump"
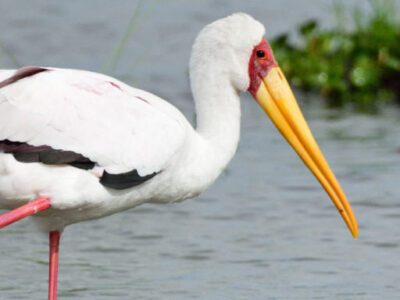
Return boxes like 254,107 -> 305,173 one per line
271,0 -> 400,110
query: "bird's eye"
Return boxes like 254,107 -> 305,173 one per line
256,50 -> 265,58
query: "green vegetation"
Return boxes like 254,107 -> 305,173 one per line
271,0 -> 400,109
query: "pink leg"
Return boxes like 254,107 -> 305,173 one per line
49,231 -> 61,300
0,197 -> 51,229
0,197 -> 55,299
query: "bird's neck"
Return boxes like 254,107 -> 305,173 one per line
190,60 -> 241,175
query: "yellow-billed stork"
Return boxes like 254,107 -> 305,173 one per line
0,13 -> 357,300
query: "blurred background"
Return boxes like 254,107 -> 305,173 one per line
0,0 -> 399,299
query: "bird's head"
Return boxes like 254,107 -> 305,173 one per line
193,13 -> 358,238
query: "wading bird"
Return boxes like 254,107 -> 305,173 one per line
0,13 -> 358,300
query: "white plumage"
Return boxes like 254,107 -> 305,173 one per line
0,67 -> 211,228
0,69 -> 186,176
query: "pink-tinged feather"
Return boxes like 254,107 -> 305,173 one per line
135,96 -> 149,103
70,79 -> 123,96
108,81 -> 121,90
70,83 -> 103,95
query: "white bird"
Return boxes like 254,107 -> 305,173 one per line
0,13 -> 358,300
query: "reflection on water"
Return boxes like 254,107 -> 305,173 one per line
0,1 -> 400,299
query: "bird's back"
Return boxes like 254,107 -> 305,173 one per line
0,67 -> 193,219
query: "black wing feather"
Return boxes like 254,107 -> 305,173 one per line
100,170 -> 158,190
0,140 -> 157,189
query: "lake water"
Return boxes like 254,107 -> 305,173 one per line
0,1 -> 400,299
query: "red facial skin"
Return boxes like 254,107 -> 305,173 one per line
248,38 -> 278,98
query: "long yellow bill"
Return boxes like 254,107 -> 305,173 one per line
256,67 -> 358,238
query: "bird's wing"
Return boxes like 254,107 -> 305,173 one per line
0,67 -> 189,178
